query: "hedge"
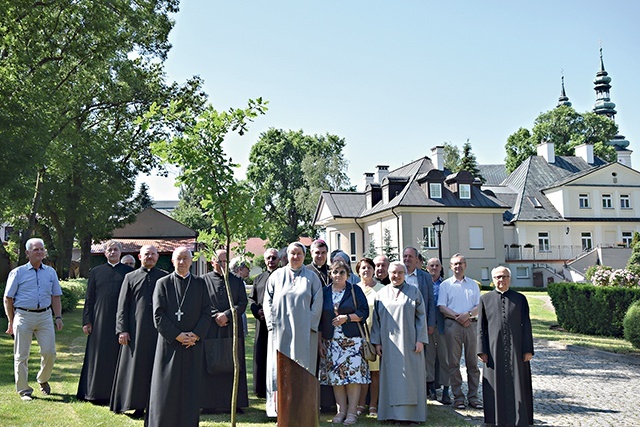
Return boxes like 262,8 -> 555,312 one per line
547,282 -> 640,337
1,278 -> 87,318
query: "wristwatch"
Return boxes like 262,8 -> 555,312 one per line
468,311 -> 473,318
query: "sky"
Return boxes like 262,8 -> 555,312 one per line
138,0 -> 640,200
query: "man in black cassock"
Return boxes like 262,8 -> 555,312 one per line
77,240 -> 133,404
248,248 -> 280,398
147,247 -> 210,427
477,266 -> 534,427
110,245 -> 167,417
200,249 -> 249,413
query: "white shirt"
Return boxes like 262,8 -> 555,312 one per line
437,276 -> 480,314
405,269 -> 419,287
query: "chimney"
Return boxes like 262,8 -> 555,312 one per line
431,145 -> 444,170
574,143 -> 594,164
363,172 -> 374,189
376,165 -> 389,183
537,140 -> 555,163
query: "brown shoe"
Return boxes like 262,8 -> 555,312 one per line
39,382 -> 51,395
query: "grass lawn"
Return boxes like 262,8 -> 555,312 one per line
0,300 -> 475,426
522,291 -> 640,355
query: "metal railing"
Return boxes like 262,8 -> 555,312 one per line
504,245 -> 586,261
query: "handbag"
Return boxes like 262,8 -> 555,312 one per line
351,286 -> 377,362
204,336 -> 235,374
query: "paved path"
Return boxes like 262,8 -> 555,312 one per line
449,339 -> 640,426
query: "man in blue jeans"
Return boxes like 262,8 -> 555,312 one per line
4,238 -> 64,401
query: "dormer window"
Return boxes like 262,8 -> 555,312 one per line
459,184 -> 471,199
429,183 -> 442,199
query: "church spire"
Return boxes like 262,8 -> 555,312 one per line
557,73 -> 572,107
593,47 -> 617,119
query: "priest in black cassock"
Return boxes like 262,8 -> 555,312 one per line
200,249 -> 249,413
77,240 -> 133,404
147,247 -> 210,427
248,248 -> 280,398
110,245 -> 167,417
477,266 -> 534,427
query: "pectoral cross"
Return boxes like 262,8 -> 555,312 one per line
175,309 -> 184,321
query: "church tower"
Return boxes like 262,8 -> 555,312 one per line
557,75 -> 572,107
592,48 -> 632,167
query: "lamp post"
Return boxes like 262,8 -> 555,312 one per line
432,216 -> 446,265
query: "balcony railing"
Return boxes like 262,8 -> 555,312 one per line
504,245 -> 586,261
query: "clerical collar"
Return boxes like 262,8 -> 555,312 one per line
108,261 -> 119,267
495,288 -> 508,294
143,267 -> 152,272
312,263 -> 327,271
176,272 -> 190,280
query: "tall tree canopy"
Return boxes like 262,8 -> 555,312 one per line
0,0 -> 206,278
247,129 -> 352,248
504,105 -> 618,173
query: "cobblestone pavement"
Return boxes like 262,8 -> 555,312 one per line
446,339 -> 640,426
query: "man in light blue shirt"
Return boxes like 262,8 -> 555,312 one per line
4,238 -> 63,401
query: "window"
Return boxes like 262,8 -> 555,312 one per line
622,232 -> 633,248
621,195 -> 631,209
481,267 -> 489,281
429,183 -> 442,199
528,197 -> 543,208
579,194 -> 590,209
516,266 -> 529,279
3,226 -> 13,242
349,232 -> 357,261
422,227 -> 437,249
459,184 -> 471,199
602,194 -> 612,209
581,232 -> 593,251
538,232 -> 550,252
469,226 -> 484,250
335,232 -> 342,250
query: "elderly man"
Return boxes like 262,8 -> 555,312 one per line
249,248 -> 280,398
110,245 -> 168,417
437,253 -> 482,410
77,240 -> 133,404
4,238 -> 64,401
478,266 -> 534,427
373,255 -> 390,285
147,247 -> 210,427
425,257 -> 451,404
120,255 -> 136,269
201,249 -> 249,413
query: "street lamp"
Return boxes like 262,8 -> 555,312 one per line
432,216 -> 446,265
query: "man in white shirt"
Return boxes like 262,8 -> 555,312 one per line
437,253 -> 482,410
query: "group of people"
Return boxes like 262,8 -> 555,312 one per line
3,236 -> 535,427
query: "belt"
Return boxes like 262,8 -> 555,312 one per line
16,306 -> 50,313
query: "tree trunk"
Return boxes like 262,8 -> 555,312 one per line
19,167 -> 45,264
79,233 -> 92,278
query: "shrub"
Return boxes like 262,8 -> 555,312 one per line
548,282 -> 640,337
1,278 -> 86,317
623,300 -> 640,349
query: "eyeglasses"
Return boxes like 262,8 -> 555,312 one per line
493,275 -> 510,279
266,256 -> 278,260
332,270 -> 347,276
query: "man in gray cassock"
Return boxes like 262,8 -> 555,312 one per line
371,261 -> 428,424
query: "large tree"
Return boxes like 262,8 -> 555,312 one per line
459,140 -> 484,183
0,1 -> 206,277
246,129 -> 353,248
505,105 -> 618,173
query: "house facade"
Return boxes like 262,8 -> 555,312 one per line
314,148 -> 510,286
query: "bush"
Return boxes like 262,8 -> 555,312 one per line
60,278 -> 88,313
1,278 -> 86,318
623,300 -> 640,349
548,282 -> 640,337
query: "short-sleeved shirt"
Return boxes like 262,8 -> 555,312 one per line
437,276 -> 480,314
4,262 -> 62,309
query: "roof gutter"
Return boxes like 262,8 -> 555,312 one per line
391,206 -> 400,259
354,217 -> 365,257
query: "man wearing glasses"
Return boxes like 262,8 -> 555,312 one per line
477,266 -> 534,427
249,248 -> 280,398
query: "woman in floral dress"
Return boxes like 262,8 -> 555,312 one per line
319,259 -> 370,425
